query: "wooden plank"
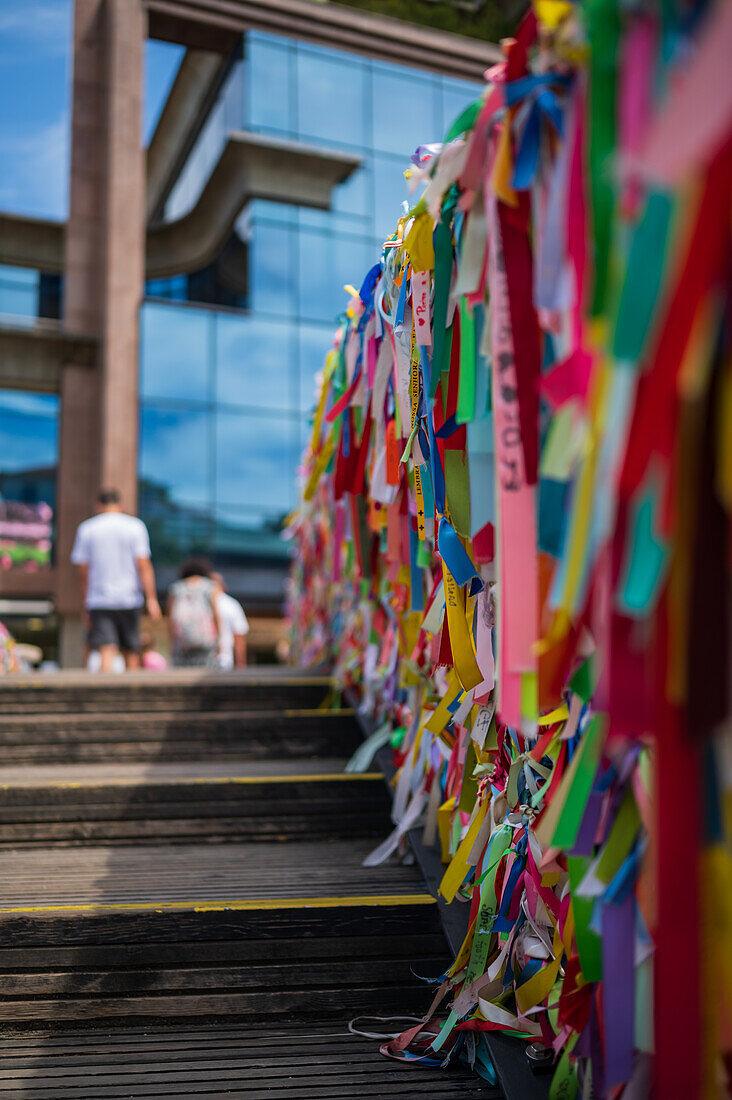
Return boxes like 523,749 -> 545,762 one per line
0,1025 -> 403,1052
0,902 -> 443,947
0,1023 -> 496,1098
0,1024 -> 401,1050
0,710 -> 358,744
0,741 -> 358,765
0,1054 -> 442,1080
0,930 -> 448,967
0,1061 -> 493,1088
0,759 -> 355,786
0,674 -> 334,715
0,984 -> 448,1021
0,816 -> 390,847
0,776 -> 385,807
0,839 -> 425,910
0,1040 -> 396,1068
0,955 -> 450,995
4,1083 -> 491,1100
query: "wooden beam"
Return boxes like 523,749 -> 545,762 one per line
145,0 -> 502,80
0,322 -> 96,394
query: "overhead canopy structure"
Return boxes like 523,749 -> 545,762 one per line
145,47 -> 235,223
146,132 -> 361,277
0,132 -> 360,281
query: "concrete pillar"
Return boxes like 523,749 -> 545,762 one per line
56,0 -> 146,665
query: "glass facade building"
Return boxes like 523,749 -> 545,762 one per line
0,265 -> 62,325
0,390 -> 58,572
0,269 -> 62,577
140,31 -> 481,600
0,27 -> 481,612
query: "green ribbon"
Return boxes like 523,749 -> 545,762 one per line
444,98 -> 483,144
586,0 -> 620,317
567,855 -> 603,981
612,191 -> 674,363
551,714 -> 605,850
431,219 -> 454,397
456,297 -> 476,424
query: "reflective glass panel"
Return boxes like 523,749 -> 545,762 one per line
296,46 -> 368,149
145,275 -> 188,302
0,391 -> 58,569
215,313 -> 296,413
372,64 -> 440,156
246,37 -> 293,134
215,411 -> 299,514
0,266 -> 39,320
139,493 -> 214,570
372,154 -> 410,239
298,229 -> 374,325
245,200 -> 298,227
299,159 -> 371,234
213,506 -> 292,564
441,76 -> 483,136
299,320 -> 338,415
141,303 -> 212,402
296,229 -> 331,323
139,404 -> 211,507
0,391 -> 58,475
249,220 -> 296,316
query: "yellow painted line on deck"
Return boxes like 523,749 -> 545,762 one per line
282,708 -> 354,717
0,894 -> 436,915
0,675 -> 335,689
0,772 -> 383,790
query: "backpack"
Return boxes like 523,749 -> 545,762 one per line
170,579 -> 217,651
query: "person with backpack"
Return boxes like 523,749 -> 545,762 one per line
166,558 -> 222,668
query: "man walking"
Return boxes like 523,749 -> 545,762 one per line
211,572 -> 249,670
72,488 -> 161,672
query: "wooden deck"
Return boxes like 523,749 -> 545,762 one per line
0,669 -> 496,1096
0,1025 -> 495,1098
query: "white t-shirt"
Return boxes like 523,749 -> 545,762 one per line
71,512 -> 151,610
216,591 -> 249,670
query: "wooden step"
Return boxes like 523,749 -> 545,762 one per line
0,1025 -> 498,1097
0,767 -> 389,846
0,839 -> 422,910
0,709 -> 359,764
0,669 -> 332,715
0,840 -> 443,1026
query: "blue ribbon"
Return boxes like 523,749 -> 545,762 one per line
507,73 -> 571,190
359,262 -> 382,304
438,517 -> 479,586
504,72 -> 572,107
427,409 -> 446,516
419,346 -> 432,403
394,267 -> 409,328
436,413 -> 461,439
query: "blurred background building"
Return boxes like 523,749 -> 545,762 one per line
0,0 -> 501,664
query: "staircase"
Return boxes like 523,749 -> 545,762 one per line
0,669 -> 495,1098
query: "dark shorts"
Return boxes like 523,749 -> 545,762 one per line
88,608 -> 142,652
